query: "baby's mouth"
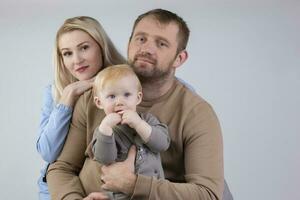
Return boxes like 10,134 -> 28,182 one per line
115,109 -> 124,114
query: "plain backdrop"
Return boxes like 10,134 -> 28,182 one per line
0,0 -> 299,199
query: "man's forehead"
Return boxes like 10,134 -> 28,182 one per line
133,17 -> 179,37
137,16 -> 176,28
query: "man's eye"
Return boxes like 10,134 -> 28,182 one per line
158,42 -> 168,48
136,36 -> 145,43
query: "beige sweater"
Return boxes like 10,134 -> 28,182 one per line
47,79 -> 224,200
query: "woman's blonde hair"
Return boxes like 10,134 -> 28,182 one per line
53,16 -> 126,102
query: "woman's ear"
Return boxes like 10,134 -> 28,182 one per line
94,96 -> 103,109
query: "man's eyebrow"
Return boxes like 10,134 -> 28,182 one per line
133,32 -> 169,42
133,31 -> 147,37
155,36 -> 170,43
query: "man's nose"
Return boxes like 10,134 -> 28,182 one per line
140,40 -> 156,55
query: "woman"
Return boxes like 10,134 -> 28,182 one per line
36,16 -> 125,200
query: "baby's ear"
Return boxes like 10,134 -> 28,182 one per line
94,96 -> 103,109
136,92 -> 143,105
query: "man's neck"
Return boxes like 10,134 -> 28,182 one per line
142,77 -> 175,101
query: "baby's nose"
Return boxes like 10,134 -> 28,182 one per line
115,97 -> 124,105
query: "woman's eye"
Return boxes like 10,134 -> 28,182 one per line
81,45 -> 89,51
62,51 -> 72,57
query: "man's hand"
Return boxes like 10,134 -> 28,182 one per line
83,192 -> 109,200
101,146 -> 137,195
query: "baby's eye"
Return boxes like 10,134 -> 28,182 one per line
108,94 -> 115,99
124,92 -> 131,97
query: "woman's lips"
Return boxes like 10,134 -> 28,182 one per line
76,66 -> 88,73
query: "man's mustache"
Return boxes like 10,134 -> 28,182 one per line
134,53 -> 156,64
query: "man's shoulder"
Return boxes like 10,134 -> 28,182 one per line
83,88 -> 94,100
175,80 -> 207,106
73,88 -> 97,113
77,88 -> 94,104
174,81 -> 219,127
172,80 -> 217,118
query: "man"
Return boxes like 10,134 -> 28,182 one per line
47,9 -> 232,200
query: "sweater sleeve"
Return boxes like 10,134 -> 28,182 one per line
131,103 -> 224,200
36,85 -> 73,163
141,113 -> 170,153
46,93 -> 88,200
92,128 -> 118,165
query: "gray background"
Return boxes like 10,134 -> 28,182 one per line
0,0 -> 299,199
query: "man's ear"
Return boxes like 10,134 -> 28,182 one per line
127,40 -> 131,59
94,96 -> 103,109
172,50 -> 188,69
136,92 -> 143,105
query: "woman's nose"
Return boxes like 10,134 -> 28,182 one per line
73,52 -> 83,64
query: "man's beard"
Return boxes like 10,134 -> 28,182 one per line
128,54 -> 174,84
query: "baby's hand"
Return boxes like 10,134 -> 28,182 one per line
121,110 -> 142,129
99,113 -> 122,135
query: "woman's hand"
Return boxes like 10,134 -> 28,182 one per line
59,78 -> 95,107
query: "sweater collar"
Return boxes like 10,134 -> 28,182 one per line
138,79 -> 178,108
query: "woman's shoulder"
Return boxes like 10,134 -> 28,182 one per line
42,84 -> 54,101
44,84 -> 52,92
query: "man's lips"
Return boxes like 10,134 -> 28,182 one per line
135,56 -> 155,65
76,66 -> 88,73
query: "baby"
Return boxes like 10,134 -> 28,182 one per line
91,64 -> 170,200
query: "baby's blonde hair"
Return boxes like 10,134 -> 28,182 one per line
93,64 -> 142,97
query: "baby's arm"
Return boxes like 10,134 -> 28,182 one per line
121,110 -> 151,142
92,113 -> 121,165
121,111 -> 170,153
